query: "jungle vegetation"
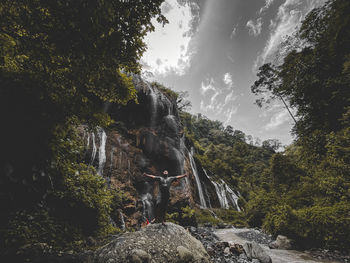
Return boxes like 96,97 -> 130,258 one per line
0,0 -> 349,257
0,0 -> 166,254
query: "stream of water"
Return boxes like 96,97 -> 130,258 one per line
215,228 -> 342,263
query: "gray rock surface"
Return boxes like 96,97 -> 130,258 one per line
243,241 -> 272,263
93,223 -> 211,263
268,235 -> 293,250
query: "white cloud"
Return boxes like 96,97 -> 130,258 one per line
224,91 -> 235,105
264,110 -> 290,130
254,0 -> 326,71
230,25 -> 238,39
259,0 -> 276,14
141,0 -> 195,76
223,73 -> 233,87
223,106 -> 239,125
246,18 -> 263,37
200,77 -> 216,95
199,75 -> 238,123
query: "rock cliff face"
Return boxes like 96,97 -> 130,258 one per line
82,75 -> 241,228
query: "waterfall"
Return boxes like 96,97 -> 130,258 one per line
212,180 -> 229,208
119,210 -> 126,230
224,182 -> 241,212
86,133 -> 90,149
140,181 -> 155,221
204,184 -> 212,208
97,128 -> 107,176
141,193 -> 154,221
210,178 -> 241,211
90,132 -> 97,165
147,83 -> 158,127
188,148 -> 207,208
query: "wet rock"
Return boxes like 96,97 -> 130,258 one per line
93,223 -> 210,263
230,244 -> 244,255
217,223 -> 229,229
243,241 -> 272,263
188,226 -> 251,263
268,235 -> 293,250
224,247 -> 231,254
206,246 -> 215,256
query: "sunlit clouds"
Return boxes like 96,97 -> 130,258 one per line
246,18 -> 263,36
140,0 -> 326,145
199,73 -> 238,125
141,0 -> 194,76
253,0 -> 326,71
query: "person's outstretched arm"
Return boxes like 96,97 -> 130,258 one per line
175,173 -> 188,179
143,172 -> 157,179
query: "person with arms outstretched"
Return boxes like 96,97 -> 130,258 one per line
143,170 -> 187,225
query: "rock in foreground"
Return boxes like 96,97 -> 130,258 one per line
93,223 -> 211,263
243,242 -> 272,263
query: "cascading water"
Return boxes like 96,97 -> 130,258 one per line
224,182 -> 241,212
188,148 -> 207,208
211,178 -> 241,211
90,133 -> 97,165
212,180 -> 229,208
97,128 -> 107,176
140,181 -> 155,221
119,210 -> 126,230
86,133 -> 90,149
147,83 -> 158,127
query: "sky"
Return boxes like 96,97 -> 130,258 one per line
141,0 -> 326,146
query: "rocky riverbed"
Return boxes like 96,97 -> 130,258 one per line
188,226 -> 349,263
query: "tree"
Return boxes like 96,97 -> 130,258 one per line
262,139 -> 282,152
0,0 -> 167,251
252,0 -> 350,139
251,63 -> 297,124
0,0 -> 167,177
177,91 -> 192,112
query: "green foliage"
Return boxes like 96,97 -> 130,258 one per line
245,190 -> 278,227
252,0 -> 350,141
247,0 -> 350,250
263,203 -> 350,249
152,82 -> 178,101
180,111 -> 275,198
193,208 -> 247,227
214,209 -> 247,227
166,206 -> 197,226
194,209 -> 221,226
5,209 -> 83,250
0,0 -> 166,253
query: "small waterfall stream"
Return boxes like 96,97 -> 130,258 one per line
203,169 -> 241,211
224,181 -> 241,212
86,127 -> 107,176
90,133 -> 97,165
147,83 -> 158,127
211,179 -> 241,211
97,128 -> 107,176
189,148 -> 207,208
119,210 -> 126,230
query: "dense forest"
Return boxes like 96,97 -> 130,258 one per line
0,0 -> 166,254
0,0 -> 349,260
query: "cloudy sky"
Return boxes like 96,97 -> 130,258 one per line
141,0 -> 326,146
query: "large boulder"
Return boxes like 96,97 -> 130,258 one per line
93,223 -> 211,263
243,241 -> 272,263
268,235 -> 294,250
